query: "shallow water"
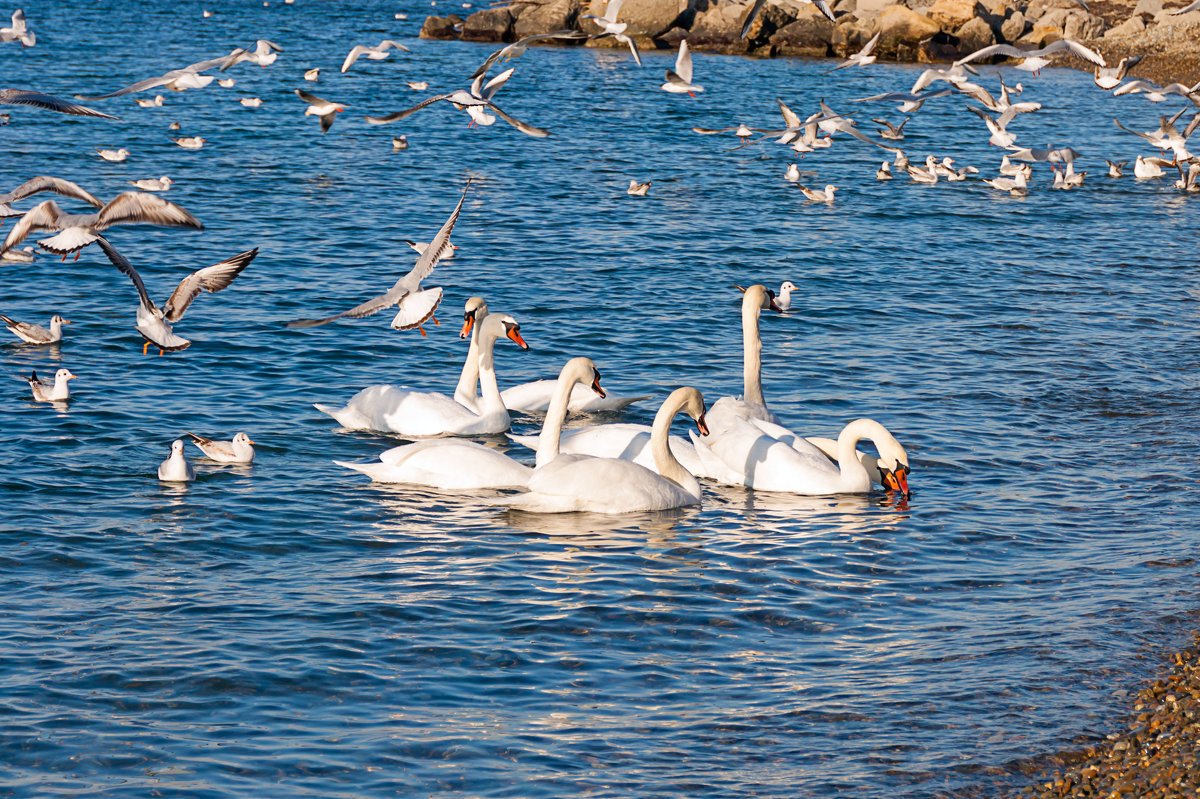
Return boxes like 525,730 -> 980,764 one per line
3,2 -> 1200,796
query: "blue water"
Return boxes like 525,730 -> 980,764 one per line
3,2 -> 1200,796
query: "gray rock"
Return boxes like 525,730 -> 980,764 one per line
420,13 -> 464,39
855,0 -> 895,17
1024,0 -> 1076,20
1000,9 -> 1026,41
768,7 -> 835,55
1104,15 -> 1144,36
955,16 -> 995,51
687,1 -> 753,51
461,7 -> 514,41
1062,9 -> 1105,38
831,18 -> 876,54
513,0 -> 582,37
1133,0 -> 1162,17
1037,7 -> 1069,30
579,0 -> 686,37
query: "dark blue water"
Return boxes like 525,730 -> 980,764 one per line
3,2 -> 1200,795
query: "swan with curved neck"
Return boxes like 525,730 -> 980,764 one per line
690,415 -> 910,495
315,311 -> 529,436
495,363 -> 708,513
457,296 -> 647,414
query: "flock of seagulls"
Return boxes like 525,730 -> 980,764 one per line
6,0 -> 1195,510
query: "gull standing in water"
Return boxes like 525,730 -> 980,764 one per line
341,39 -> 411,73
661,40 -> 702,95
295,89 -> 347,133
366,69 -> 550,137
25,369 -> 75,402
0,313 -> 69,344
285,183 -> 470,334
88,236 -> 258,354
158,441 -> 196,482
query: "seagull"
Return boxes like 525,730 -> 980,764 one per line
1174,161 -> 1200,191
983,170 -> 1029,195
1094,54 -> 1143,90
0,9 -> 34,46
825,31 -> 881,73
1133,154 -> 1167,178
469,30 -> 585,80
392,135 -> 408,150
221,39 -> 282,69
968,105 -> 1035,147
876,161 -> 893,180
185,431 -> 255,463
218,78 -> 236,88
90,236 -> 258,354
285,182 -> 470,334
97,148 -> 129,161
0,313 -> 69,344
0,176 -> 104,219
135,94 -> 165,107
1113,79 -> 1200,104
239,97 -> 263,107
407,81 -> 429,90
909,64 -> 979,93
784,163 -> 801,182
937,158 -> 978,181
1115,109 -> 1198,161
304,67 -> 320,81
24,368 -> 75,402
998,155 -> 1032,178
295,89 -> 347,133
129,176 -> 173,191
1106,159 -> 1126,177
365,68 -> 550,137
796,183 -> 837,202
906,155 -> 940,184
341,39 -> 411,73
76,54 -> 234,99
852,89 -> 952,113
953,39 -> 1105,72
0,88 -> 118,119
582,0 -> 642,66
158,440 -> 196,481
170,136 -> 206,148
691,123 -> 758,143
168,121 -> 181,130
740,0 -> 833,38
872,117 -> 910,140
1,191 -> 204,259
661,39 -> 702,95
627,179 -> 651,195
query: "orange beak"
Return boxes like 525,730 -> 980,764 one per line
62,320 -> 72,324
695,412 -> 709,437
460,315 -> 474,339
590,375 -> 606,398
882,466 -> 910,497
506,327 -> 529,350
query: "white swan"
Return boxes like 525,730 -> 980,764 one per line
495,363 -> 708,514
689,416 -> 910,495
456,296 -> 648,414
722,284 -> 783,424
314,311 -> 529,436
336,438 -> 533,490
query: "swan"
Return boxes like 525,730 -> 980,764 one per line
456,296 -> 648,414
689,416 -> 910,495
314,311 -> 529,436
495,364 -> 708,514
720,284 -> 783,424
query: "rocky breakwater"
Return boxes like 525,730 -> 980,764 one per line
421,0 -> 1200,82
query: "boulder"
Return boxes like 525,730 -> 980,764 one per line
1062,9 -> 1105,38
461,7 -> 514,41
420,14 -> 464,39
926,0 -> 978,30
1132,0 -> 1162,17
1036,7 -> 1069,30
1024,0 -> 1076,20
1016,22 -> 1062,46
954,15 -> 994,50
579,0 -> 686,37
1000,9 -> 1027,41
768,6 -> 836,55
875,4 -> 941,53
513,0 -> 582,37
687,0 -> 753,49
833,0 -> 858,17
917,31 -> 959,61
855,0 -> 895,17
1103,15 -> 1144,36
831,18 -> 877,53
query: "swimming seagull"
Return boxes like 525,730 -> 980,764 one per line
341,39 -> 411,73
158,440 -> 196,481
469,30 -> 585,80
170,136 -> 206,148
304,67 -> 320,81
97,148 -> 129,161
982,170 -> 1029,195
661,40 -> 702,95
740,0 -> 833,38
796,183 -> 837,202
0,9 -> 34,46
953,39 -> 1105,73
825,31 -> 881,73
392,135 -> 408,150
0,313 -> 69,344
76,54 -> 234,99
239,97 -> 263,107
365,69 -> 550,137
184,431 -> 255,463
1133,155 -> 1168,178
1094,54 -> 1143,90
295,89 -> 347,133
784,163 -> 801,182
135,94 -> 165,107
876,161 -> 893,180
582,0 -> 642,66
285,182 -> 470,334
24,368 -> 75,402
0,176 -> 104,219
218,78 -> 236,88
872,117 -> 909,140
0,88 -> 119,119
130,176 -> 172,191
627,179 -> 651,195
1,191 -> 204,259
89,236 -> 258,354
1106,159 -> 1126,177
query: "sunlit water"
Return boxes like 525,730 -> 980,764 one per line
3,2 -> 1200,796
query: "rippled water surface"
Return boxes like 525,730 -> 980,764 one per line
3,2 -> 1200,796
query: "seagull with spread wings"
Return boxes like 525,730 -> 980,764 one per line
341,39 -> 410,73
0,9 -> 35,46
0,176 -> 104,220
285,183 -> 470,335
89,237 -> 258,354
582,0 -> 642,66
953,39 -> 1105,73
469,30 -> 585,80
365,69 -> 549,137
661,40 -> 702,95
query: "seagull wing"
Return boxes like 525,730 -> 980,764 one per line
378,39 -> 412,52
2,201 -> 69,252
692,126 -> 740,134
858,30 -> 882,56
481,67 -> 515,100
95,192 -> 204,232
777,98 -> 803,128
1,176 -> 104,208
953,43 -> 1025,67
94,236 -> 157,314
740,0 -> 767,38
469,31 -> 584,80
164,248 -> 259,321
341,45 -> 369,73
674,40 -> 693,84
812,0 -> 836,20
615,33 -> 642,66
0,88 -> 119,119
1056,38 -> 1105,66
398,182 -> 472,291
487,101 -> 551,137
365,94 -> 453,124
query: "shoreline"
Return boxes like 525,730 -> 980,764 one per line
421,0 -> 1200,85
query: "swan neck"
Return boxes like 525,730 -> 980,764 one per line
475,322 -> 505,414
836,419 -> 884,481
742,297 -> 765,408
650,391 -> 695,492
535,363 -> 585,468
453,321 -> 481,408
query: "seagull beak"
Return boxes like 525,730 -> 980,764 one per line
695,411 -> 710,437
66,372 -> 77,380
506,326 -> 530,350
459,315 -> 474,339
62,320 -> 72,324
247,439 -> 257,445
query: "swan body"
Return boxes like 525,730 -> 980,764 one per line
315,311 -> 529,436
497,368 -> 707,514
337,438 -> 533,489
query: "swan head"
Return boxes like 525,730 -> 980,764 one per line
562,356 -> 606,398
739,283 -> 782,313
480,313 -> 530,351
460,296 -> 488,338
875,438 -> 910,497
679,386 -> 709,436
